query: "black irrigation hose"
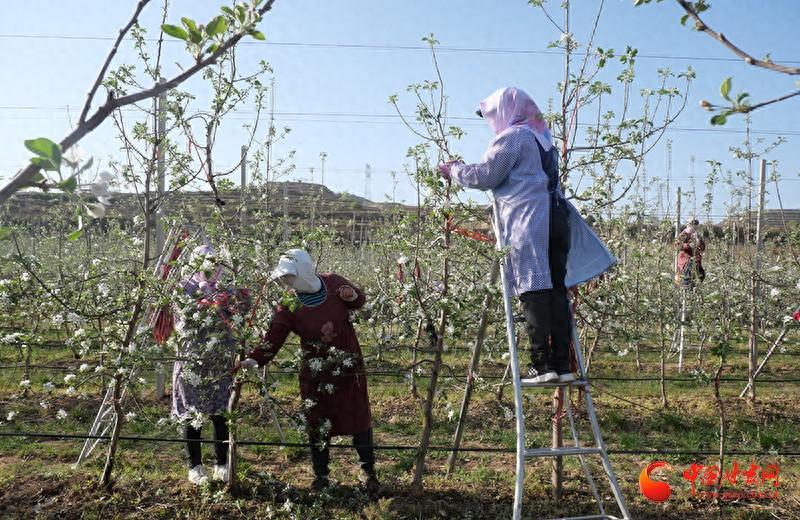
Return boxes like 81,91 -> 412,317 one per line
2,364 -> 800,384
1,431 -> 798,457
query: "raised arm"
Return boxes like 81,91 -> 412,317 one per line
449,130 -> 521,191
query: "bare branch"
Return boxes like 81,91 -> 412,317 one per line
739,89 -> 800,113
676,0 -> 800,75
79,0 -> 152,124
0,0 -> 278,206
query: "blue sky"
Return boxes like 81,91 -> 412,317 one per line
0,0 -> 798,221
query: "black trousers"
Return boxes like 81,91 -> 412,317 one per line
185,414 -> 228,468
519,198 -> 571,372
309,428 -> 376,478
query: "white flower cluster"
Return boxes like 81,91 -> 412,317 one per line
1,333 -> 24,345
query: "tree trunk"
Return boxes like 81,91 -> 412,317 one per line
446,261 -> 499,474
100,373 -> 124,487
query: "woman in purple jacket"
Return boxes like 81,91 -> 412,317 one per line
440,87 -> 573,384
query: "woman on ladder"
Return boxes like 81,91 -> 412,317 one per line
439,86 -> 575,384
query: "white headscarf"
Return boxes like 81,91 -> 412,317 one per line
269,248 -> 322,293
478,87 -> 553,151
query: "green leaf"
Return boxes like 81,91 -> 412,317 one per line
206,43 -> 219,55
235,4 -> 246,22
206,16 -> 227,37
161,24 -> 189,41
719,77 -> 732,101
25,137 -> 61,168
187,27 -> 203,44
680,13 -> 689,25
181,17 -> 197,32
58,176 -> 78,193
0,226 -> 13,240
30,157 -> 58,172
221,6 -> 235,17
67,228 -> 83,241
249,30 -> 265,41
710,114 -> 727,126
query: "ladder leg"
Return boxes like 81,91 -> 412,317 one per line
75,386 -> 115,466
572,322 -> 631,520
565,393 -> 605,516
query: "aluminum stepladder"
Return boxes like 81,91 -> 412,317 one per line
74,227 -> 192,467
492,200 -> 630,520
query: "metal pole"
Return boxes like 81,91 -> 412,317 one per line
240,145 -> 247,228
282,183 -> 289,242
748,159 -> 767,401
320,151 -> 327,187
674,187 -> 681,275
154,77 -> 167,400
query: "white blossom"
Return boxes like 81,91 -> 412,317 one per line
308,358 -> 323,373
303,398 -> 316,409
190,412 -> 205,429
40,401 -> 50,410
43,382 -> 55,393
64,374 -> 76,384
20,272 -> 31,282
56,409 -> 68,420
65,386 -> 76,396
78,363 -> 90,372
6,411 -> 17,421
19,379 -> 31,389
125,412 -> 137,421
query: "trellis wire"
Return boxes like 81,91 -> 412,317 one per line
0,431 -> 797,457
2,364 -> 799,384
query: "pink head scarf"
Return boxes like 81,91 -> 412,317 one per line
184,244 -> 223,295
478,87 -> 553,151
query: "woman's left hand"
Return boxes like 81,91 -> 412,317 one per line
438,160 -> 463,179
338,285 -> 357,302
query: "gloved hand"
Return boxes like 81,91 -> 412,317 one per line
241,358 -> 258,369
231,358 -> 259,374
438,160 -> 462,180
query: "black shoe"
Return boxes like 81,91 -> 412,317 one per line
358,469 -> 381,495
524,364 -> 558,383
311,475 -> 330,492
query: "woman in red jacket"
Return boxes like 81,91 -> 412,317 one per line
240,249 -> 378,492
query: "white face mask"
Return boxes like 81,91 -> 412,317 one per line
270,249 -> 322,293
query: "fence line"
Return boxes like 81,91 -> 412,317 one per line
0,431 -> 797,458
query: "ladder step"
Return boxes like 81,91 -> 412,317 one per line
524,446 -> 603,458
520,378 -> 588,388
